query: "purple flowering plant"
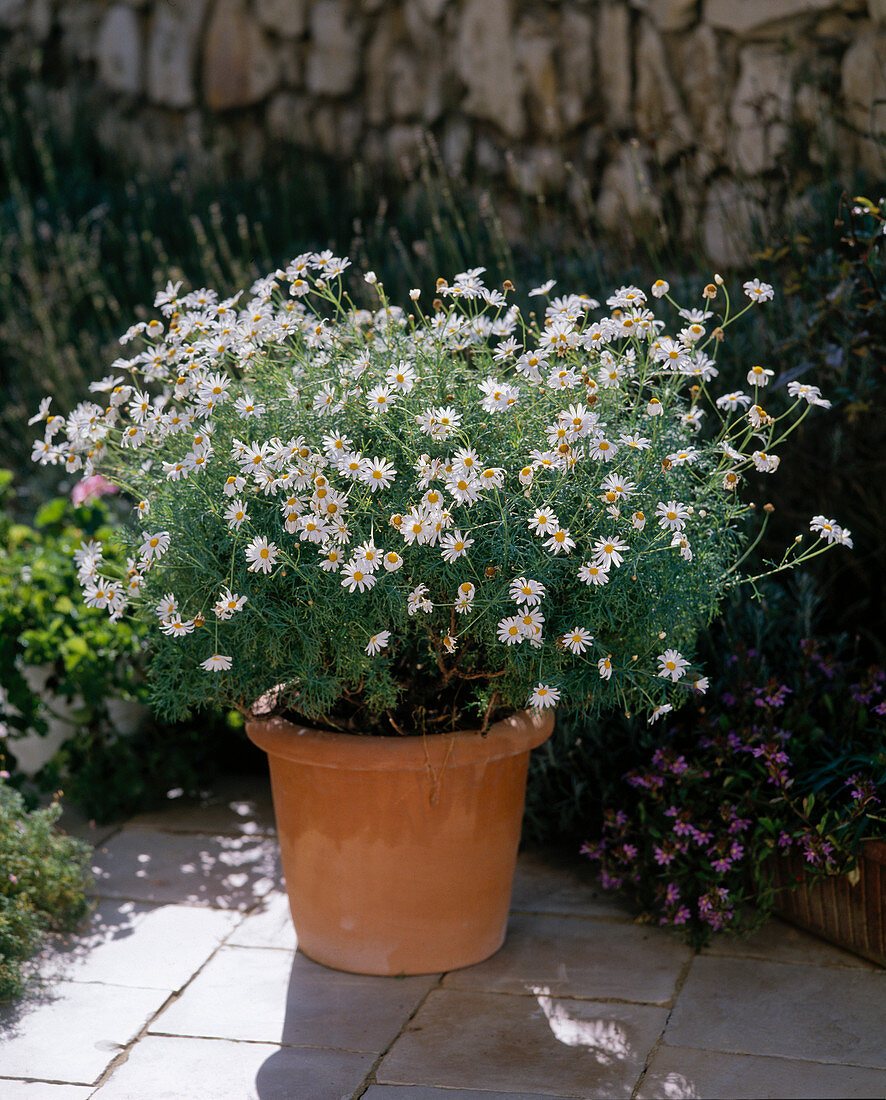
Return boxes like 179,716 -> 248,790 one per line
582,592 -> 886,946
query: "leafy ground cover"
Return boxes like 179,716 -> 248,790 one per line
0,778 -> 92,1000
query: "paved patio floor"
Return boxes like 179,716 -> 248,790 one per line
2,776 -> 885,1100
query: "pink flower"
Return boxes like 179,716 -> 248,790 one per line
72,475 -> 119,505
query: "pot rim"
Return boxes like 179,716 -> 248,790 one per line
245,707 -> 554,771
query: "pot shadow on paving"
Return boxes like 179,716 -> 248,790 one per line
249,945 -> 439,1100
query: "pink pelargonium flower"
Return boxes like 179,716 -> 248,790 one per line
72,474 -> 119,505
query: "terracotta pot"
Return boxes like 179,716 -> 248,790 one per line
772,840 -> 886,968
246,707 -> 554,975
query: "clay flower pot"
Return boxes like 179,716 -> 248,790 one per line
246,708 -> 554,975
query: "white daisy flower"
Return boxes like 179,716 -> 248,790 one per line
562,627 -> 593,654
245,536 -> 279,573
516,606 -> 545,639
743,278 -> 774,302
382,550 -> 404,572
597,655 -> 613,680
752,450 -> 780,473
578,561 -> 610,586
528,509 -> 559,535
648,703 -> 673,724
159,617 -> 196,637
139,531 -> 171,562
385,362 -> 417,392
407,583 -> 433,614
656,501 -> 689,532
746,364 -> 774,388
588,436 -> 618,462
667,448 -> 698,467
365,631 -> 391,656
592,535 -> 629,569
716,391 -> 751,412
213,587 -> 247,619
318,544 -> 344,572
497,616 -> 524,645
619,432 -> 651,451
456,580 -> 476,601
543,527 -> 576,555
440,529 -> 474,562
443,633 -> 458,654
201,653 -> 232,671
787,381 -> 831,408
658,649 -> 689,681
367,384 -> 396,414
446,474 -> 482,507
528,683 -> 560,709
223,474 -> 247,497
479,467 -> 505,489
599,474 -> 635,503
810,515 -> 845,543
671,533 -> 693,561
155,593 -> 178,620
646,397 -> 663,417
651,278 -> 669,298
452,447 -> 482,476
224,498 -> 248,529
509,577 -> 546,605
359,456 -> 397,492
341,561 -> 376,593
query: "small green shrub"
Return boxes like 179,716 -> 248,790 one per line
0,473 -> 147,764
0,471 -> 235,823
0,778 -> 92,1000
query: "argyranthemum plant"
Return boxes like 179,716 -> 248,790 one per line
30,257 -> 851,733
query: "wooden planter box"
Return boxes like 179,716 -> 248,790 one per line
772,840 -> 886,968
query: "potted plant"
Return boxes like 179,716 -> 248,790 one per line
583,584 -> 883,961
30,255 -> 847,973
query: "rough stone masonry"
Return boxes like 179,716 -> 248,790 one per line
2,0 -> 884,264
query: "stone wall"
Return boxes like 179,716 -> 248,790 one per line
2,0 -> 885,264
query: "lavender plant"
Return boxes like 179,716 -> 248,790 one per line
29,257 -> 850,733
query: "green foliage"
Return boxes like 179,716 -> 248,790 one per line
35,253 -> 846,734
0,474 -> 147,763
0,778 -> 92,1000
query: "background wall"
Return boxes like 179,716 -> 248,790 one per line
1,0 -> 884,264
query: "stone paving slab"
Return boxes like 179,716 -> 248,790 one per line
363,1088 -> 576,1099
34,899 -> 240,991
90,1034 -> 374,1100
442,911 -> 692,1006
150,945 -> 439,1052
377,988 -> 669,1098
666,955 -> 886,1068
704,916 -> 878,970
227,890 -> 297,951
637,1045 -> 886,1099
125,775 -> 276,837
89,828 -> 281,909
511,849 -> 634,920
0,980 -> 170,1084
0,1084 -> 93,1099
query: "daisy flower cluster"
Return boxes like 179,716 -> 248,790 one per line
30,257 -> 850,731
